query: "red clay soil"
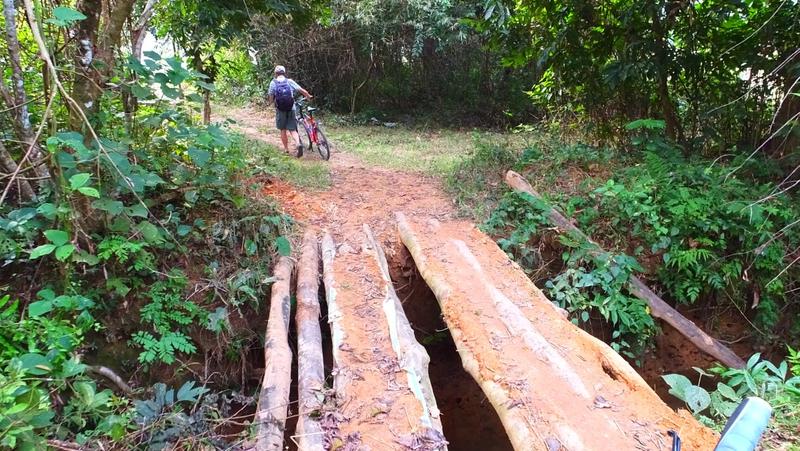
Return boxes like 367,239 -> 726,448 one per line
221,106 -> 454,250
222,106 -> 717,450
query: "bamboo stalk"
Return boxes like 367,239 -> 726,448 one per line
255,256 -> 294,450
505,170 -> 745,369
295,230 -> 325,451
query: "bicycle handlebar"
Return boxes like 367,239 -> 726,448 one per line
714,397 -> 772,451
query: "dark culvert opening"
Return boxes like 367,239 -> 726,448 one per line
390,246 -> 513,451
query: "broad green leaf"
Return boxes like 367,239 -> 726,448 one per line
46,6 -> 87,26
143,50 -> 162,61
184,190 -> 198,204
131,84 -> 153,99
161,85 -> 180,99
187,148 -> 211,167
196,81 -> 216,92
662,374 -> 692,399
177,381 -> 208,403
716,382 -> 738,401
684,385 -> 711,413
127,203 -> 149,218
55,244 -> 76,261
44,229 -> 70,246
30,244 -> 56,259
37,203 -> 57,219
136,221 -> 162,243
276,236 -> 291,256
92,199 -> 125,215
5,403 -> 29,415
176,224 -> 192,236
28,300 -> 53,317
69,173 -> 92,190
18,353 -> 52,375
77,187 -> 101,198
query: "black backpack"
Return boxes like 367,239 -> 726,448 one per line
273,79 -> 294,112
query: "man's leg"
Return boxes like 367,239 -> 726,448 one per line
280,130 -> 289,153
287,110 -> 302,157
276,110 -> 290,153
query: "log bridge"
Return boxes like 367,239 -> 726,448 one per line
253,191 -> 730,450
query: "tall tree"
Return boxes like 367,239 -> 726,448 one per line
2,0 -> 49,182
70,0 -> 137,131
154,0 -> 317,123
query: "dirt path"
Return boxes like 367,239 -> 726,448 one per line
221,105 -> 454,249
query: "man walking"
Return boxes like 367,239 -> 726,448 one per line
268,65 -> 312,157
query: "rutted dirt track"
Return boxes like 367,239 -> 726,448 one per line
222,107 -> 717,450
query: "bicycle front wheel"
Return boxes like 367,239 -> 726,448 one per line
315,126 -> 331,161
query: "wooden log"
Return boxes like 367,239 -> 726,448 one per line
295,230 -> 325,450
320,232 -> 347,392
255,256 -> 294,450
395,213 -> 549,450
362,224 -> 445,436
505,170 -> 745,369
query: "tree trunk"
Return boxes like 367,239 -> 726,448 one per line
295,231 -> 325,450
650,2 -> 684,144
3,0 -> 49,182
767,75 -> 800,160
70,0 -> 136,131
255,256 -> 294,450
203,90 -> 211,124
0,140 -> 36,202
124,0 -> 157,130
505,170 -> 745,369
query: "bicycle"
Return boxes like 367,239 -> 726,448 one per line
294,98 -> 331,160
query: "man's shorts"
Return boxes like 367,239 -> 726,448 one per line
275,108 -> 297,131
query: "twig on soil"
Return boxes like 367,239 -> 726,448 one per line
87,365 -> 133,394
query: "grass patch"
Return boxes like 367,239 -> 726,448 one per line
237,135 -> 331,189
330,124 -> 492,176
446,141 -> 518,221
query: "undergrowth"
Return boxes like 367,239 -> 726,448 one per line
478,120 -> 800,358
0,50 -> 293,448
664,352 -> 800,448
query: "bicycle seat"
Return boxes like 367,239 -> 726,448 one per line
307,107 -> 318,113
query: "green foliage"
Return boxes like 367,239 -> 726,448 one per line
664,353 -> 800,435
131,270 -> 204,365
485,192 -> 657,358
473,0 -> 800,155
447,138 -> 517,219
0,291 -> 102,448
1,31 -> 293,446
247,1 -> 537,122
486,123 -> 800,355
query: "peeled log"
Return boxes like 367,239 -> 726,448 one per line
505,170 -> 745,369
362,224 -> 445,435
295,230 -> 325,450
255,256 -> 294,450
320,232 -> 346,392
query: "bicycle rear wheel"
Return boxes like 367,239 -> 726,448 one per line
315,126 -> 331,161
